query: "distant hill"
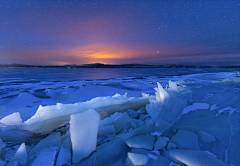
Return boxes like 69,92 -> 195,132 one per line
0,63 -> 239,68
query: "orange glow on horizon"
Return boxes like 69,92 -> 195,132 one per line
4,43 -> 191,65
70,43 -> 152,60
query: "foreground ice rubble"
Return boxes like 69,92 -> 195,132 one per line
0,76 -> 239,166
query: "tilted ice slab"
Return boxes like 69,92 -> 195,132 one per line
154,82 -> 170,106
23,93 -> 153,133
55,139 -> 71,166
6,143 -> 28,166
171,130 -> 200,150
198,130 -> 216,143
127,152 -> 149,165
28,132 -> 62,165
30,147 -> 59,166
0,138 -> 6,151
70,109 -> 100,164
154,136 -> 168,150
125,134 -> 156,150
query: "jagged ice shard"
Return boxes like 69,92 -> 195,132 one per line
70,109 -> 100,164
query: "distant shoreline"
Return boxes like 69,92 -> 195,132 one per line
0,63 -> 240,69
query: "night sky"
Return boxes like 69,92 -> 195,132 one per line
0,0 -> 239,66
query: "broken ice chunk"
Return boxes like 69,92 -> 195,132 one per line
198,130 -> 216,143
6,143 -> 28,166
142,92 -> 149,97
182,103 -> 210,115
154,82 -> 170,106
210,104 -> 219,111
125,134 -> 156,150
30,147 -> 60,166
98,125 -> 115,138
165,149 -> 228,166
151,131 -> 162,136
4,145 -> 20,162
136,107 -> 146,114
28,132 -> 62,165
0,128 -> 33,143
167,141 -> 178,150
168,80 -> 178,92
145,99 -> 162,120
139,114 -> 149,121
0,112 -> 23,126
100,112 -> 142,133
168,161 -> 181,166
171,130 -> 200,150
154,136 -> 168,150
127,152 -> 149,165
0,138 -> 6,151
148,155 -> 171,166
55,139 -> 71,166
131,148 -> 160,159
128,109 -> 140,119
23,93 -> 151,134
70,109 -> 100,164
147,154 -> 158,161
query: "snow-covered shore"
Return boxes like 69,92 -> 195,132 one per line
0,71 -> 239,166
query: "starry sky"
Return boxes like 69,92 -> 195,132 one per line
0,0 -> 239,66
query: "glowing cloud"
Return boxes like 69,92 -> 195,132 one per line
1,43 -> 196,65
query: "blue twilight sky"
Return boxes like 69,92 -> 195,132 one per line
0,0 -> 239,66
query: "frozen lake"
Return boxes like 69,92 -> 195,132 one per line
0,68 -> 239,166
0,68 -> 239,120
0,67 -> 239,120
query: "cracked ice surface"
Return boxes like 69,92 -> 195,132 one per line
0,70 -> 239,166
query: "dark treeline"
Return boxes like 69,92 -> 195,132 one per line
0,63 -> 240,68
